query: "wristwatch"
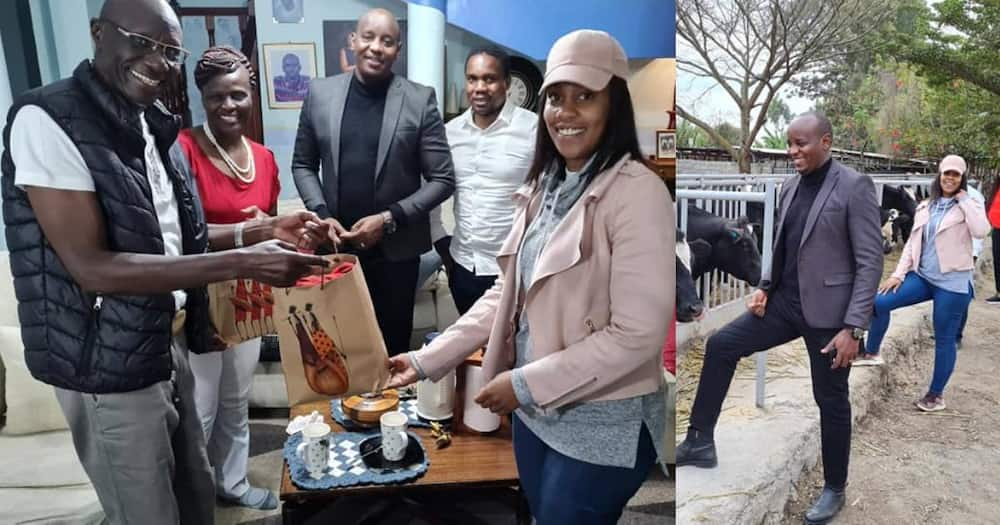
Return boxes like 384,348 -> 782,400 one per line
381,210 -> 396,235
849,327 -> 865,340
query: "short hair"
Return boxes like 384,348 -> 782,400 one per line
797,111 -> 834,140
194,46 -> 256,90
465,46 -> 511,82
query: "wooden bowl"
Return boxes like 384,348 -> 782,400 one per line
341,390 -> 400,427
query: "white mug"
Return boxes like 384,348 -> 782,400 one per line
379,411 -> 409,462
301,422 -> 331,477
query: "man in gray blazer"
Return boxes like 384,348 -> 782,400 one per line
292,8 -> 455,355
676,113 -> 883,525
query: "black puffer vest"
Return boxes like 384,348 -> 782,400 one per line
1,60 -> 212,393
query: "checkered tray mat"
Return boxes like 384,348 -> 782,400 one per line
330,397 -> 450,431
284,431 -> 429,489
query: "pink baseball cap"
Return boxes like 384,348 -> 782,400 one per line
539,29 -> 629,94
939,154 -> 967,175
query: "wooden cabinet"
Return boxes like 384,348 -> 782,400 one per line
649,157 -> 676,196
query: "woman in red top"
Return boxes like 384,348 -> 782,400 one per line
180,46 -> 280,511
985,181 -> 1000,303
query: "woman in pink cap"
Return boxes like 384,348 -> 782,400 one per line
386,29 -> 673,524
859,154 -> 988,411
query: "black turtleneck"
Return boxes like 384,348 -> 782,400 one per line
337,73 -> 393,229
773,158 -> 832,305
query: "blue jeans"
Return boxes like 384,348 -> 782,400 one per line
866,272 -> 971,395
512,415 -> 656,525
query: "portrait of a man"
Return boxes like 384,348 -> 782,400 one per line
274,53 -> 311,102
273,0 -> 303,24
264,43 -> 317,109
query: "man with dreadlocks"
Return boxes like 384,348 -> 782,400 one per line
1,1 -> 333,522
177,45 -> 281,510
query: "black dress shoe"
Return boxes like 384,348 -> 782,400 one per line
676,431 -> 718,468
804,485 -> 846,524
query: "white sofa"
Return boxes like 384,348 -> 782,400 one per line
0,254 -> 105,524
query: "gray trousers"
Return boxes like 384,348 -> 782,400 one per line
54,341 -> 216,525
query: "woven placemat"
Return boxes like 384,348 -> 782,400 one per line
284,430 -> 429,489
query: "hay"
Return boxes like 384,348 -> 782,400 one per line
676,245 -> 904,435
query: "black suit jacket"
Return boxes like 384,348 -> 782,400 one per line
291,72 -> 455,261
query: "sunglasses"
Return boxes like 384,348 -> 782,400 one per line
103,19 -> 190,66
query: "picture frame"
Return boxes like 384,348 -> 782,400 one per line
656,129 -> 677,160
263,43 -> 317,110
272,0 -> 304,24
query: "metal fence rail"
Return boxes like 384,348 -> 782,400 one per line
675,174 -> 937,408
676,184 -> 776,408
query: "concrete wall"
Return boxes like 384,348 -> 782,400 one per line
679,159 -> 770,175
29,0 -> 92,84
629,58 -> 674,158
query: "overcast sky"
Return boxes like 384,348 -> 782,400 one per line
678,0 -> 942,130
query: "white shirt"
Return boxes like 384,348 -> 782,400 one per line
11,105 -> 187,309
438,101 -> 536,276
968,184 -> 985,259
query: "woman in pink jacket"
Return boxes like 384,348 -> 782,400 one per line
858,155 -> 989,411
387,30 -> 673,524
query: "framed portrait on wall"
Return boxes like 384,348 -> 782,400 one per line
656,129 -> 676,160
322,20 -> 408,78
263,43 -> 316,109
273,0 -> 304,24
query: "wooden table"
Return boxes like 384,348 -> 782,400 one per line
280,399 -> 524,524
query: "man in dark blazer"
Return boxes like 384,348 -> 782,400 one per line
676,112 -> 883,525
292,8 -> 455,356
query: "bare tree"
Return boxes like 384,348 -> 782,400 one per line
677,0 -> 893,172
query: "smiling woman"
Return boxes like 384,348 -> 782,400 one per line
178,45 -> 282,511
388,29 -> 674,525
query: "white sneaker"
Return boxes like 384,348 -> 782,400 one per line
853,354 -> 884,367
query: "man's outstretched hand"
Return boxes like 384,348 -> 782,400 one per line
268,211 -> 331,251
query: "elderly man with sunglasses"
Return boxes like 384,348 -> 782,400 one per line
1,1 -> 335,523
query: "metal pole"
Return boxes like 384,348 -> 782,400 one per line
755,182 -> 777,408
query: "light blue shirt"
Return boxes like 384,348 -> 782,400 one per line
918,197 -> 972,294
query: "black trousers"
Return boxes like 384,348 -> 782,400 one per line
448,263 -> 497,315
356,252 -> 420,357
689,290 -> 852,487
992,229 -> 1000,293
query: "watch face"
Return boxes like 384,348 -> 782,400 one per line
507,75 -> 531,109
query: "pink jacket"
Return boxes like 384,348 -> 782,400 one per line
892,195 -> 990,280
412,157 -> 674,410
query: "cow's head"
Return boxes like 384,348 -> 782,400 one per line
676,235 -> 704,322
713,217 -> 762,285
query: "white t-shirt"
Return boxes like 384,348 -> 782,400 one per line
10,104 -> 187,309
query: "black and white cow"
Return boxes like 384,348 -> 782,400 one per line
684,207 -> 762,286
879,185 -> 918,253
676,230 -> 705,323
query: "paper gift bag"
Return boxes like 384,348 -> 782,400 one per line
274,254 -> 390,405
207,279 -> 276,345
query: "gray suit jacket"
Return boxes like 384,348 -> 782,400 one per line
291,72 -> 455,261
760,160 -> 883,329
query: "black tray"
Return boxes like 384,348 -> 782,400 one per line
358,434 -> 424,471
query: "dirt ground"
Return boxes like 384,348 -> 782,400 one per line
782,261 -> 1000,524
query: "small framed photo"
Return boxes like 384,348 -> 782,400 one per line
656,129 -> 676,160
263,43 -> 316,109
273,0 -> 304,24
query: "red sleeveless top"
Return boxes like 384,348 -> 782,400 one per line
177,128 -> 281,225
